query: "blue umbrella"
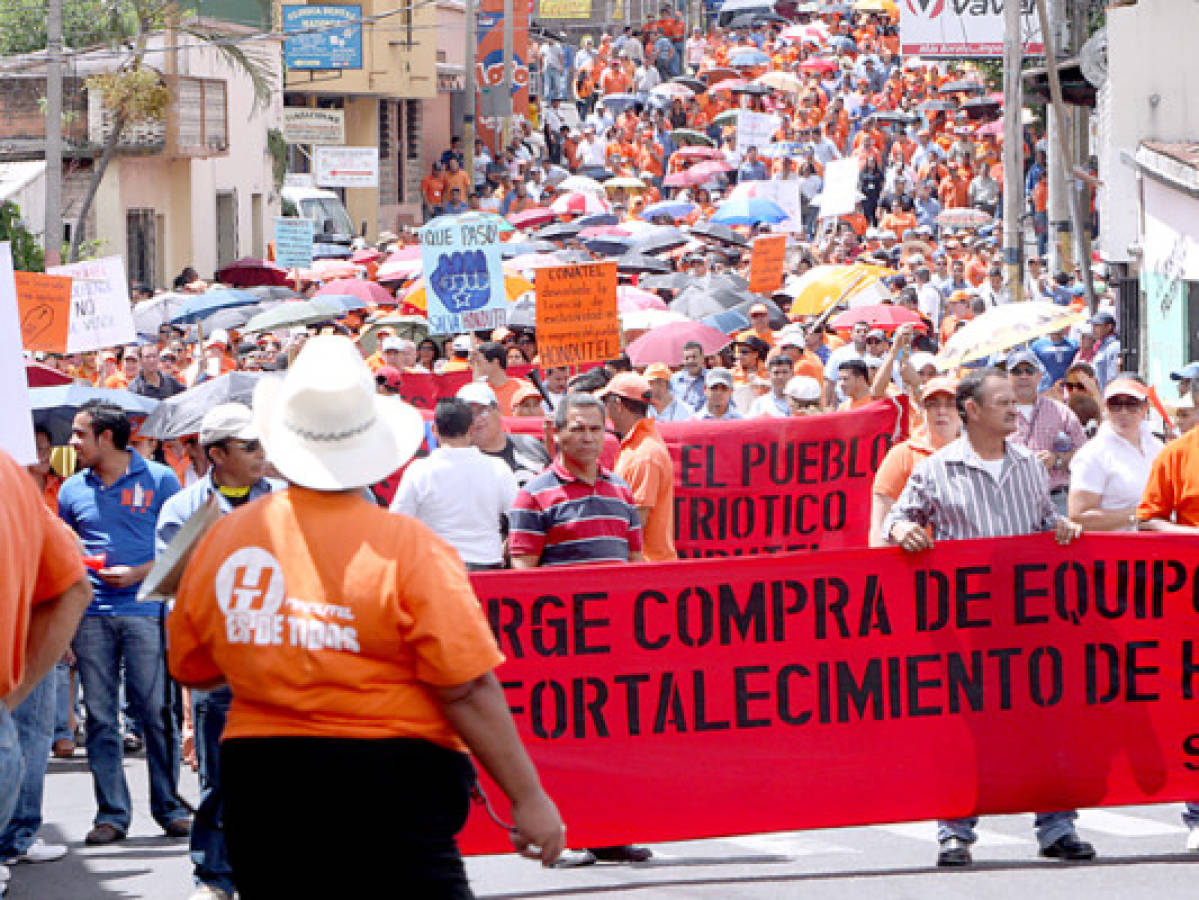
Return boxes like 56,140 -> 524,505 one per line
169,289 -> 261,326
729,48 -> 771,67
711,196 -> 789,226
317,294 -> 368,313
576,213 -> 619,229
703,308 -> 751,335
597,93 -> 641,112
31,385 -> 160,445
639,200 -> 696,221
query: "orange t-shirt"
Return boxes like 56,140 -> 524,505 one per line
421,174 -> 446,207
0,450 -> 84,698
491,376 -> 535,417
615,418 -> 676,562
442,169 -> 471,196
1138,427 -> 1199,527
872,429 -> 950,501
168,487 -> 504,747
103,373 -> 129,390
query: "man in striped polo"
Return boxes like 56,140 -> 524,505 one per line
882,369 -> 1092,868
508,392 -> 648,867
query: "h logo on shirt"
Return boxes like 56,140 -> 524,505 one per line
121,483 -> 154,513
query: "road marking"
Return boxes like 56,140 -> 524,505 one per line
724,830 -> 861,858
876,821 -> 1027,846
1076,809 -> 1187,837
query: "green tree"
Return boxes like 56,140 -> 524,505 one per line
0,201 -> 46,271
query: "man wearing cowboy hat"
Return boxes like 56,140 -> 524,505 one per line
168,336 -> 565,895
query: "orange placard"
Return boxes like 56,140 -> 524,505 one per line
535,262 -> 620,368
748,233 -> 786,295
15,271 -> 73,353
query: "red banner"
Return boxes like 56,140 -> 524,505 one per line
457,534 -> 1199,854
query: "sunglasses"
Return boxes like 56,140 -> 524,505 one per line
228,439 -> 261,453
1064,381 -> 1085,392
1106,397 -> 1143,410
1010,366 -> 1038,376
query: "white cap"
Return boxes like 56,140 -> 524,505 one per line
452,334 -> 473,353
784,375 -> 821,401
381,337 -> 405,353
199,403 -> 258,446
910,352 -> 940,374
456,381 -> 498,406
205,328 -> 230,348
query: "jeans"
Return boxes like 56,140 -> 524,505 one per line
1182,803 -> 1199,829
0,706 -> 23,837
72,614 -> 187,831
0,674 -> 55,857
191,687 -> 234,894
53,661 -> 73,744
938,810 -> 1077,849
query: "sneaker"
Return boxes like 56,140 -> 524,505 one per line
551,848 -> 597,868
188,885 -> 233,900
1039,834 -> 1096,861
1187,828 -> 1199,852
163,817 -> 192,839
5,839 -> 67,864
936,836 -> 972,867
122,733 -> 144,753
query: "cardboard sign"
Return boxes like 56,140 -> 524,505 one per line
817,157 -> 862,219
418,213 -> 509,335
535,262 -> 620,368
748,233 -> 787,295
457,533 -> 1199,853
273,217 -> 315,270
48,255 -> 136,353
735,111 -> 780,158
14,270 -> 73,353
0,244 -> 36,464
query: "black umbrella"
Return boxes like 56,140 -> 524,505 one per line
576,213 -> 619,229
536,221 -> 584,241
730,294 -> 788,329
138,372 -> 265,440
556,249 -> 593,264
690,221 -> 750,248
616,252 -> 672,275
576,165 -> 613,181
961,97 -> 1002,121
669,290 -> 728,320
501,239 -> 559,257
918,99 -> 957,112
632,226 -> 688,256
938,80 -> 987,95
695,272 -> 750,294
31,386 -> 160,446
731,83 -> 772,96
583,235 -> 635,257
672,76 -> 706,93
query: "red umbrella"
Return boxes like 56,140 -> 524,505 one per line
671,146 -> 725,161
507,207 -> 557,229
663,160 -> 732,188
314,278 -> 394,307
577,225 -> 631,239
830,304 -> 926,332
617,285 -> 668,312
799,57 -> 838,74
26,360 -> 72,387
351,248 -> 383,264
216,257 -> 291,287
625,320 -> 731,366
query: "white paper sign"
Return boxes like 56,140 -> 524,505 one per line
816,157 -> 862,219
0,243 -> 36,465
735,111 -> 780,157
314,146 -> 379,188
746,179 -> 805,233
48,255 -> 136,352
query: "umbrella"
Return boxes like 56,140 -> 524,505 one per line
244,299 -> 345,333
700,67 -> 736,84
576,213 -> 620,229
604,176 -> 648,191
617,285 -> 669,312
625,320 -> 731,366
620,308 -> 689,332
830,304 -> 926,331
708,78 -> 752,95
667,128 -> 716,148
557,174 -> 607,196
712,196 -> 788,226
375,256 -> 424,282
728,48 -> 771,68
632,226 -> 689,256
26,360 -> 72,387
351,248 -> 383,265
314,278 -> 394,306
507,292 -> 537,329
730,83 -> 773,96
578,225 -> 631,239
248,285 -> 303,302
669,289 -> 730,320
755,71 -> 804,94
504,252 -> 572,271
919,99 -> 957,112
670,146 -> 725,161
358,315 -> 429,353
616,252 -> 671,275
132,293 -> 190,334
314,293 -> 369,313
961,97 -> 1002,121
853,0 -> 898,12
684,159 -> 733,182
640,272 -> 692,292
138,372 -> 264,440
937,302 -> 1088,369
550,191 -> 612,216
306,259 -> 363,280
871,111 -> 920,125
938,80 -> 987,95
599,92 -> 641,112
639,200 -> 697,221
799,57 -> 838,74
936,207 -> 994,229
216,257 -> 292,288
168,289 -> 261,326
535,221 -> 584,241
649,82 -> 694,100
710,110 -> 740,129
582,234 -> 635,257
690,222 -> 750,247
730,295 -> 788,329
31,385 -> 159,445
702,308 -> 752,335
311,243 -> 353,260
976,119 -> 1004,137
507,207 -> 557,229
785,264 -> 892,317
200,305 -> 263,335
672,76 -> 706,93
501,239 -> 559,257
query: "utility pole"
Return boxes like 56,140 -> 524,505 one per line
44,0 -> 64,267
1001,0 -> 1024,300
1034,0 -> 1097,311
463,0 -> 477,193
501,0 -> 514,151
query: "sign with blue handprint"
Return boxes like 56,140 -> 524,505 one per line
419,213 -> 508,335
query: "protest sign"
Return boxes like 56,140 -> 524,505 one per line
419,213 -> 509,335
736,111 -> 780,157
748,234 -> 787,295
0,244 -> 35,464
817,157 -> 862,219
273,217 -> 315,269
48,255 -> 136,352
745,179 -> 804,233
458,533 -> 1199,853
14,270 -> 73,353
535,262 -> 620,367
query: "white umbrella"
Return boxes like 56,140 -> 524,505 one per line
936,302 -> 1088,368
557,175 -> 606,197
620,308 -> 689,331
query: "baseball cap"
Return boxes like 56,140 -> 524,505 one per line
511,383 -> 544,408
705,367 -> 734,388
920,376 -> 958,402
374,366 -> 403,390
456,381 -> 498,406
1088,311 -> 1117,327
199,403 -> 258,446
1103,378 -> 1148,402
1170,362 -> 1199,381
749,302 -> 769,316
1005,348 -> 1042,371
205,328 -> 230,348
380,337 -> 405,353
643,362 -> 673,381
735,335 -> 770,356
451,334 -> 473,354
910,352 -> 940,373
783,375 -> 821,401
598,373 -> 652,403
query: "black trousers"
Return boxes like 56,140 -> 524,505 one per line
221,735 -> 477,898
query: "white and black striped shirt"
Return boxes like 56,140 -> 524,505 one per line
883,435 -> 1061,540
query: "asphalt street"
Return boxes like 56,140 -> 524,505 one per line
7,754 -> 1199,898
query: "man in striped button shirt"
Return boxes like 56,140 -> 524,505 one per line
882,369 -> 1092,869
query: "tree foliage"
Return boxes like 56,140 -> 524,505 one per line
0,0 -> 140,54
0,201 -> 46,272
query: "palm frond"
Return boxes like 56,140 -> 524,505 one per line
177,23 -> 275,112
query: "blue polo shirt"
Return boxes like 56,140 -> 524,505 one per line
58,451 -> 181,616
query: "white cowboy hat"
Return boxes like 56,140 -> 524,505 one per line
252,335 -> 424,491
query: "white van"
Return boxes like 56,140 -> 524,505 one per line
281,185 -> 357,250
